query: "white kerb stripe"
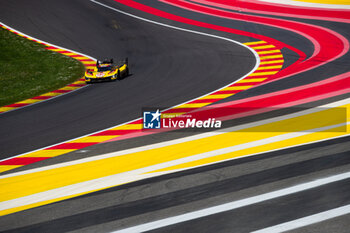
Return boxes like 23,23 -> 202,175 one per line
252,204 -> 350,233
112,171 -> 350,232
256,0 -> 350,9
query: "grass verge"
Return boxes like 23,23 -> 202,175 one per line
0,27 -> 85,107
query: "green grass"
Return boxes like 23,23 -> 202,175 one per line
0,27 -> 85,107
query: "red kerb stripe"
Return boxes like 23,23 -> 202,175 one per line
45,142 -> 98,150
31,96 -> 52,100
92,129 -> 141,136
6,103 -> 28,108
51,89 -> 71,93
0,157 -> 50,165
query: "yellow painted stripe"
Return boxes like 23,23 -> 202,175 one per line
17,99 -> 42,104
0,106 -> 348,216
0,106 -> 347,203
61,52 -> 78,56
222,85 -> 253,90
174,103 -> 210,108
152,126 -> 348,173
256,65 -> 283,70
81,61 -> 96,64
249,71 -> 278,76
257,50 -> 281,55
18,149 -> 75,158
59,86 -> 79,91
237,78 -> 267,83
72,81 -> 86,85
112,124 -> 143,130
70,136 -> 117,143
0,166 -> 22,173
200,94 -> 234,99
260,60 -> 284,65
49,49 -> 66,52
40,92 -> 62,97
0,107 -> 16,112
74,57 -> 92,61
260,55 -> 283,60
252,45 -> 275,50
244,41 -> 266,46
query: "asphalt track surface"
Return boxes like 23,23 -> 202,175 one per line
0,0 -> 350,232
0,0 -> 255,158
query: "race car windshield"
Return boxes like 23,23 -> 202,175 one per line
97,66 -> 112,72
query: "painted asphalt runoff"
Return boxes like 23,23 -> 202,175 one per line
0,0 -> 349,232
0,136 -> 349,232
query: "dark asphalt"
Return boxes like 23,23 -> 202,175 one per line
0,0 -> 255,158
152,179 -> 350,233
0,0 -> 349,232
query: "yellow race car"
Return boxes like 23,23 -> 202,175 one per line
85,58 -> 129,83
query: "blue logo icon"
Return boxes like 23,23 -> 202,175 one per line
143,109 -> 161,129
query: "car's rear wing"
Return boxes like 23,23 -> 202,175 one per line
96,59 -> 114,67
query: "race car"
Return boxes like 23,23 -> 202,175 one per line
84,58 -> 129,83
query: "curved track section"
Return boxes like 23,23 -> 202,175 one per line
0,0 -> 255,159
0,0 -> 350,232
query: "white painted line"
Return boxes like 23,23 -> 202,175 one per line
112,171 -> 350,233
252,204 -> 350,233
0,122 -> 348,212
256,0 -> 350,9
1,97 -> 348,179
0,0 -> 259,164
